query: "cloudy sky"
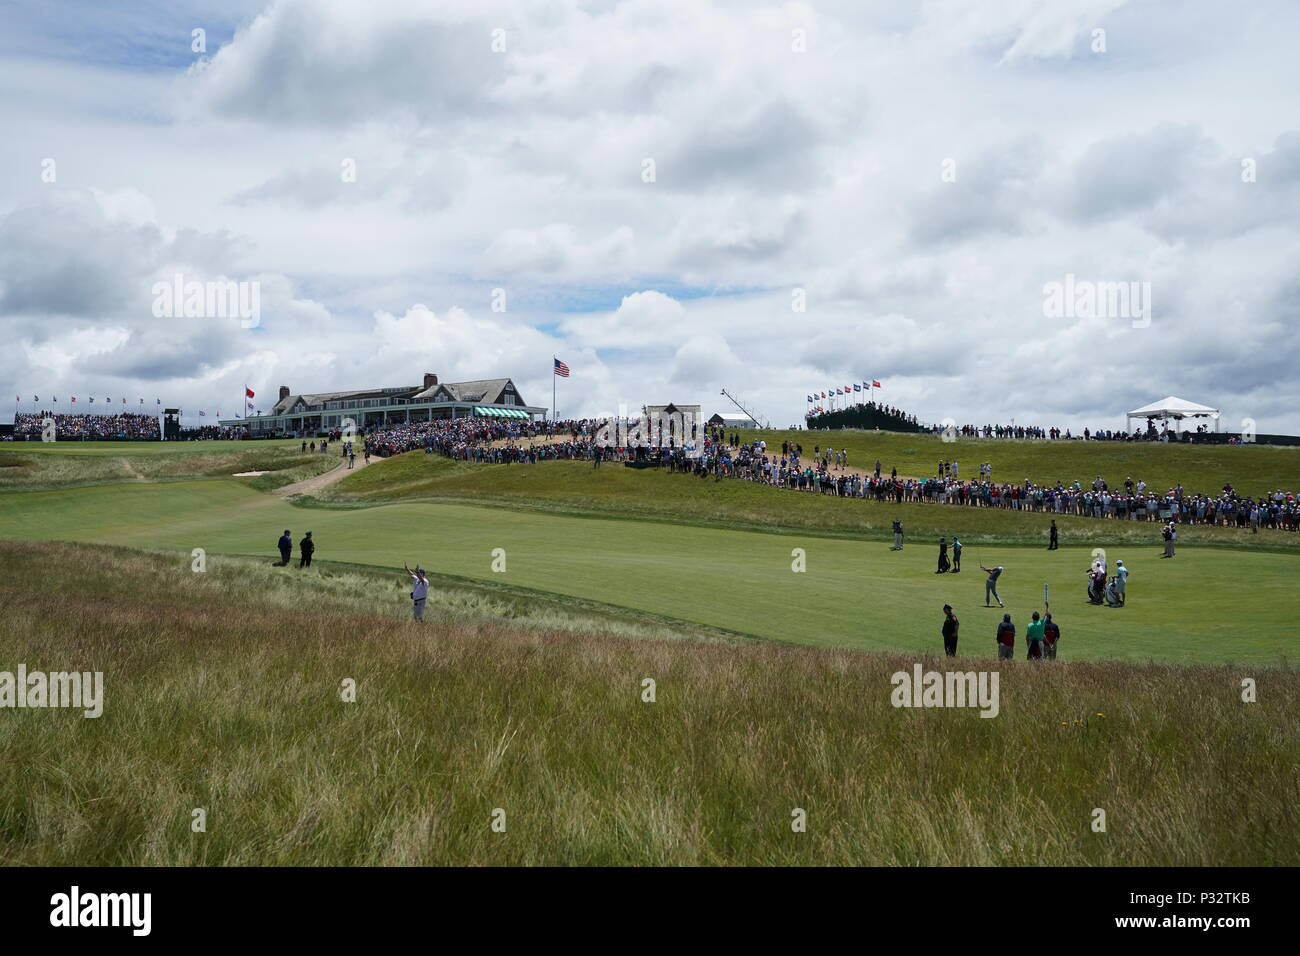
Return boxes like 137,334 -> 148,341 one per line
3,0 -> 1298,432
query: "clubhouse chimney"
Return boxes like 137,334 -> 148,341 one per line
423,372 -> 438,389
279,385 -> 290,401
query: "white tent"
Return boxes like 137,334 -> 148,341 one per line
1126,396 -> 1220,434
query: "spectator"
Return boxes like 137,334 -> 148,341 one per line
1043,614 -> 1060,659
1026,611 -> 1045,660
404,562 -> 429,621
996,614 -> 1015,661
942,604 -> 959,657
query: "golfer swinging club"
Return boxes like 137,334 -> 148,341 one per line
404,562 -> 429,621
981,562 -> 1005,608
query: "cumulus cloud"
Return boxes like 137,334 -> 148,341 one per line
4,0 -> 1300,432
0,190 -> 167,319
559,291 -> 686,350
184,0 -> 507,126
919,0 -> 1132,62
482,224 -> 634,278
1063,124 -> 1215,223
669,333 -> 741,385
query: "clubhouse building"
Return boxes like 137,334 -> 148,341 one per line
220,372 -> 548,436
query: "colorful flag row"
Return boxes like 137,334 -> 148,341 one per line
16,396 -> 163,405
13,396 -> 232,418
806,380 -> 882,402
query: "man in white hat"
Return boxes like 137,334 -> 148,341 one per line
404,562 -> 430,621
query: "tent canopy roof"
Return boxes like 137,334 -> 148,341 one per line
1127,395 -> 1219,418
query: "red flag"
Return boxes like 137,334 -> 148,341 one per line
245,387 -> 255,398
872,380 -> 882,388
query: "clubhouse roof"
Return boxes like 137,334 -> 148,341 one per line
220,372 -> 547,435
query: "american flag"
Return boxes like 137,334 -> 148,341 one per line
553,357 -> 570,378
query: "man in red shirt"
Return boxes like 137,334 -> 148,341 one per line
996,613 -> 1015,661
1043,614 -> 1061,660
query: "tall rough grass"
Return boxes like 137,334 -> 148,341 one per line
0,542 -> 1295,865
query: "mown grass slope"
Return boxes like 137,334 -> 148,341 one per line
1,542 -> 1294,866
324,453 -> 1299,551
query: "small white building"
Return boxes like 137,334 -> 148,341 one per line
708,412 -> 759,429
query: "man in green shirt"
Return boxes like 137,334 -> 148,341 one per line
1026,611 -> 1046,660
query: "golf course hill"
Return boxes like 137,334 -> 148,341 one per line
0,436 -> 1296,865
316,428 -> 1300,552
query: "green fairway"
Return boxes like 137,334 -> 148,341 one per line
0,476 -> 1294,667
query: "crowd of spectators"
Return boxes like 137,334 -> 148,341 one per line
177,425 -> 242,440
364,417 -> 614,461
872,470 -> 1298,532
807,400 -> 920,431
935,421 -> 1215,442
358,418 -> 1300,533
13,411 -> 160,440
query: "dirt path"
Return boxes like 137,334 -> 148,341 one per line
275,455 -> 370,497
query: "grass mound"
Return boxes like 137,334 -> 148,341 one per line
0,442 -> 337,492
325,452 -> 1298,551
